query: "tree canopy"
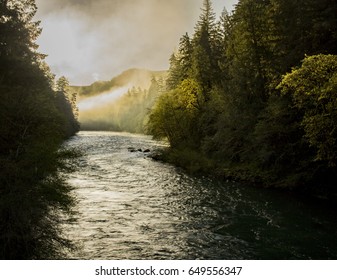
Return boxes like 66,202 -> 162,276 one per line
147,0 -> 337,193
1,0 -> 79,259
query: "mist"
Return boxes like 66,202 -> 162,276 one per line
78,86 -> 130,111
35,0 -> 238,85
78,86 -> 146,133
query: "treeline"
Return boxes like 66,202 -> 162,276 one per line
73,68 -> 165,97
147,0 -> 337,194
101,79 -> 165,133
77,68 -> 166,133
80,78 -> 165,133
0,0 -> 79,259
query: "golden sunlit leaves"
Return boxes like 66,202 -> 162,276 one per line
278,54 -> 337,165
147,78 -> 202,146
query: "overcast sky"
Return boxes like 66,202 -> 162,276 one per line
35,0 -> 238,85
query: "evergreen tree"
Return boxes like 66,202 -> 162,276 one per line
191,0 -> 220,97
0,0 -> 47,86
0,0 -> 77,259
55,76 -> 80,137
166,33 -> 193,90
147,0 -> 337,193
166,52 -> 183,90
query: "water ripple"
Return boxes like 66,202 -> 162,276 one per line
63,131 -> 337,259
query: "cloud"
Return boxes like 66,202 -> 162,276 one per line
35,0 -> 238,85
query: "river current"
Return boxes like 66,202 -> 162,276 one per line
63,131 -> 337,259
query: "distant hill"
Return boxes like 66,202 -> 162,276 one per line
70,68 -> 167,98
72,68 -> 167,133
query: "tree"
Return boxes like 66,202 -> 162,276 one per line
147,0 -> 337,192
278,54 -> 337,166
0,0 -> 77,259
166,53 -> 183,90
268,0 -> 337,74
55,76 -> 80,137
147,78 -> 201,147
226,0 -> 276,102
166,33 -> 193,90
0,0 -> 47,86
191,0 -> 220,96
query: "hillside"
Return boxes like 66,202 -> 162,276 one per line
73,68 -> 167,133
70,68 -> 167,98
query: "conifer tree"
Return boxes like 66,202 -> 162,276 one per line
0,0 -> 77,259
191,0 -> 218,96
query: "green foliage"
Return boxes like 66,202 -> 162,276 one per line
166,33 -> 193,90
79,76 -> 165,133
55,76 -> 80,137
147,0 -> 337,193
77,69 -> 167,133
147,79 -> 201,147
0,0 -> 79,259
252,94 -> 312,187
191,0 -> 222,95
165,147 -> 214,174
111,86 -> 153,133
0,146 -> 77,259
278,54 -> 337,166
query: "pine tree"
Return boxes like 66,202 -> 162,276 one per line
166,33 -> 193,90
0,0 -> 77,259
0,0 -> 48,86
191,0 -> 219,96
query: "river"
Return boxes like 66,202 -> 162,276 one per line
63,131 -> 337,259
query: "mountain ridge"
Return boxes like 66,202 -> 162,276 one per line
70,68 -> 167,98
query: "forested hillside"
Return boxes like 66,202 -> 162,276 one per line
76,68 -> 167,133
72,68 -> 166,97
0,0 -> 79,259
147,0 -> 337,194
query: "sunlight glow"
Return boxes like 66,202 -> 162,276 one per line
35,0 -> 238,85
78,86 -> 130,111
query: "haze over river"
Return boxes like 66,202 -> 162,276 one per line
63,131 -> 337,259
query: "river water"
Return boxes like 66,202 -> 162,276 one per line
63,131 -> 337,259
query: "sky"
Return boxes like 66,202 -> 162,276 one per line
35,0 -> 238,85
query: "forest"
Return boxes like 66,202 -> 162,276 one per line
1,0 -> 337,260
0,0 -> 79,259
145,0 -> 337,196
62,0 -> 337,194
75,68 -> 167,132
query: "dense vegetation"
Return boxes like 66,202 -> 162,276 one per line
147,0 -> 337,195
85,80 -> 164,133
0,0 -> 79,259
77,69 -> 166,133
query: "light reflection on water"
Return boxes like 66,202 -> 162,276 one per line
63,131 -> 337,259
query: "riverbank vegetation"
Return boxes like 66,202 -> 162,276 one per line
0,0 -> 79,259
147,0 -> 337,196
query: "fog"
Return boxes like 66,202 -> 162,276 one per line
35,0 -> 238,85
78,86 -> 130,111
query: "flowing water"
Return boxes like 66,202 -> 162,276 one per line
63,131 -> 337,259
